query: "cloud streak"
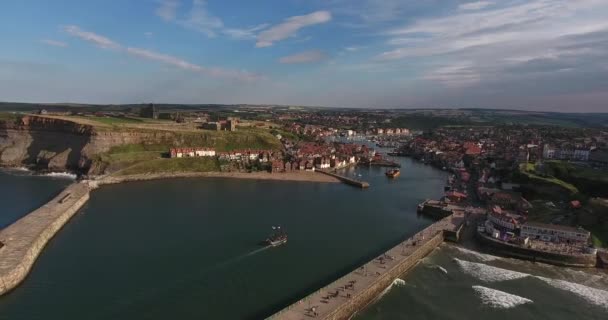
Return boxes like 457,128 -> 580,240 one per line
64,25 -> 260,81
279,50 -> 327,64
41,39 -> 68,47
256,11 -> 332,47
156,0 -> 180,21
458,1 -> 493,11
63,25 -> 120,49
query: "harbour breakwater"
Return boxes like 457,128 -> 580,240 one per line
268,213 -> 465,320
0,182 -> 90,295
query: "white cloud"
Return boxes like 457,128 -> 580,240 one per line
41,39 -> 68,47
64,25 -> 260,82
159,0 -> 269,40
63,25 -> 120,49
279,50 -> 327,64
156,0 -> 180,21
179,0 -> 223,37
424,62 -> 481,87
223,24 -> 269,40
377,0 -> 608,60
256,11 -> 332,47
458,1 -> 493,11
144,32 -> 154,38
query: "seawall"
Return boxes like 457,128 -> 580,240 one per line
268,214 -> 463,319
476,232 -> 597,267
0,182 -> 90,295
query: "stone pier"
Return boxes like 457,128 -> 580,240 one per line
0,182 -> 90,295
316,170 -> 370,188
268,213 -> 465,320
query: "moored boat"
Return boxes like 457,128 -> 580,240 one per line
385,168 -> 400,178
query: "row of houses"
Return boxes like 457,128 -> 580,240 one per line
543,144 -> 591,161
170,148 -> 216,158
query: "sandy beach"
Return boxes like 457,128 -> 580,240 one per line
96,171 -> 340,185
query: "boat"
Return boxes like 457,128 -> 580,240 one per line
264,226 -> 287,247
385,168 -> 400,178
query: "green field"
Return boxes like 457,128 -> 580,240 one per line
74,116 -> 145,125
0,112 -> 22,121
518,166 -> 580,195
116,157 -> 220,176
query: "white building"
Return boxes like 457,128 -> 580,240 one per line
521,222 -> 590,243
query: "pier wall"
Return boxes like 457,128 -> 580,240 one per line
316,170 -> 370,188
324,233 -> 444,320
268,213 -> 462,320
0,183 -> 90,295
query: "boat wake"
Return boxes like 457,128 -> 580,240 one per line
537,277 -> 608,311
453,246 -> 500,262
455,258 -> 529,282
472,285 -> 533,309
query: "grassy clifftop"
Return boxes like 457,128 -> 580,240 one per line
89,125 -> 281,175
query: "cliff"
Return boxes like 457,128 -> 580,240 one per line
0,115 -> 281,174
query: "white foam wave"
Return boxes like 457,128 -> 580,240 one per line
42,172 -> 77,180
393,278 -> 406,286
454,246 -> 500,262
455,258 -> 530,282
473,285 -> 533,309
537,277 -> 608,311
437,266 -> 448,275
377,278 -> 407,301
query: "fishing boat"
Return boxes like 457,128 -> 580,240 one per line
264,226 -> 287,247
385,168 -> 400,178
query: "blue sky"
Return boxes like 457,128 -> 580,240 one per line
1,0 -> 607,111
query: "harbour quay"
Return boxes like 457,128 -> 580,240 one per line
0,182 -> 90,295
316,169 -> 370,188
267,213 -> 465,320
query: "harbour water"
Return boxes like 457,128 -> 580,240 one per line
0,169 -> 72,228
0,159 -> 606,319
0,157 -> 444,319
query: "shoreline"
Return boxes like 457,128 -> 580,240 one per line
96,171 -> 341,185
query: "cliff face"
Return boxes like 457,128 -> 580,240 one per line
0,116 -> 93,172
0,116 -> 172,173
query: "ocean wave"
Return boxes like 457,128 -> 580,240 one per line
455,258 -> 530,282
454,246 -> 500,262
537,277 -> 608,311
473,285 -> 533,309
42,172 -> 77,180
377,278 -> 407,301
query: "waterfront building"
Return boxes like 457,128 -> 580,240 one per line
520,222 -> 590,243
487,206 -> 522,231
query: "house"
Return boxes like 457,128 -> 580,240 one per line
570,200 -> 582,209
446,191 -> 467,203
271,160 -> 284,173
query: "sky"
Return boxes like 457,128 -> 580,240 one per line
1,0 -> 607,112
